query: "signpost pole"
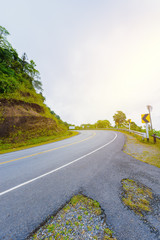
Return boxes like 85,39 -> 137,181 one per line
147,105 -> 153,130
146,123 -> 149,142
141,114 -> 150,141
127,119 -> 131,132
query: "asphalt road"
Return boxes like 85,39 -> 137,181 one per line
0,130 -> 160,240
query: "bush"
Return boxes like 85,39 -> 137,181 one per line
0,74 -> 19,93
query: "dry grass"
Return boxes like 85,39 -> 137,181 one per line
123,133 -> 160,168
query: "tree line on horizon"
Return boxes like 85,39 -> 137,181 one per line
71,110 -> 142,131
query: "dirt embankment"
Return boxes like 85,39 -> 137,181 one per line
0,99 -> 66,143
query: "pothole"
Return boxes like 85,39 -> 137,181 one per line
121,178 -> 160,237
28,194 -> 117,240
121,178 -> 153,216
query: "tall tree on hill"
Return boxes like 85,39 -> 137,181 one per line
0,25 -> 43,93
0,26 -> 12,49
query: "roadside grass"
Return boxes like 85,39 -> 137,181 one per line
110,129 -> 160,148
131,132 -> 160,149
0,131 -> 79,154
29,194 -> 117,240
121,179 -> 153,217
123,132 -> 160,168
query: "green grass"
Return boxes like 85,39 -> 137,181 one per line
0,131 -> 79,154
0,85 -> 44,107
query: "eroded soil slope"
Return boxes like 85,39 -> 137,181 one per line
0,99 -> 66,143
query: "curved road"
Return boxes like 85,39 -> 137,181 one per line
0,130 -> 160,240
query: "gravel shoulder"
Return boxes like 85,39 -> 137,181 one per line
123,133 -> 160,168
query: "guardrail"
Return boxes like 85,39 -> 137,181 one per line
116,128 -> 160,143
115,128 -> 146,139
152,134 -> 160,143
130,130 -> 146,138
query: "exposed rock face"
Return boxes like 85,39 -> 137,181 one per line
0,99 -> 65,142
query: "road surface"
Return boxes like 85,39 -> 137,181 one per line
0,130 -> 160,240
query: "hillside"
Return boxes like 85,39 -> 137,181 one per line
0,26 -> 69,147
0,98 -> 67,143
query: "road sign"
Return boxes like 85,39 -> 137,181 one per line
127,119 -> 131,123
141,114 -> 150,123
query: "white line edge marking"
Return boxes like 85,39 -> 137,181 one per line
0,133 -> 117,197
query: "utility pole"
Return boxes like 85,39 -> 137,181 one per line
147,105 -> 153,130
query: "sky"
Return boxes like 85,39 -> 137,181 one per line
0,0 -> 160,129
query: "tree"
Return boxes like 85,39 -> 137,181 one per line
130,121 -> 142,131
96,120 -> 111,128
0,26 -> 11,49
0,25 -> 43,94
25,60 -> 42,91
113,111 -> 126,127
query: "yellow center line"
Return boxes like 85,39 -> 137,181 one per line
0,132 -> 96,165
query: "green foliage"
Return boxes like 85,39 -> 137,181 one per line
0,26 -> 11,49
96,120 -> 111,128
0,84 -> 44,106
113,110 -> 126,127
151,129 -> 160,137
79,120 -> 111,130
130,121 -> 142,131
0,74 -> 19,93
48,108 -> 62,121
0,26 -> 43,95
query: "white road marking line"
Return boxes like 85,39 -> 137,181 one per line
0,133 -> 117,197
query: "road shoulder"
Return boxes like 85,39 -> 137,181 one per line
123,133 -> 160,168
